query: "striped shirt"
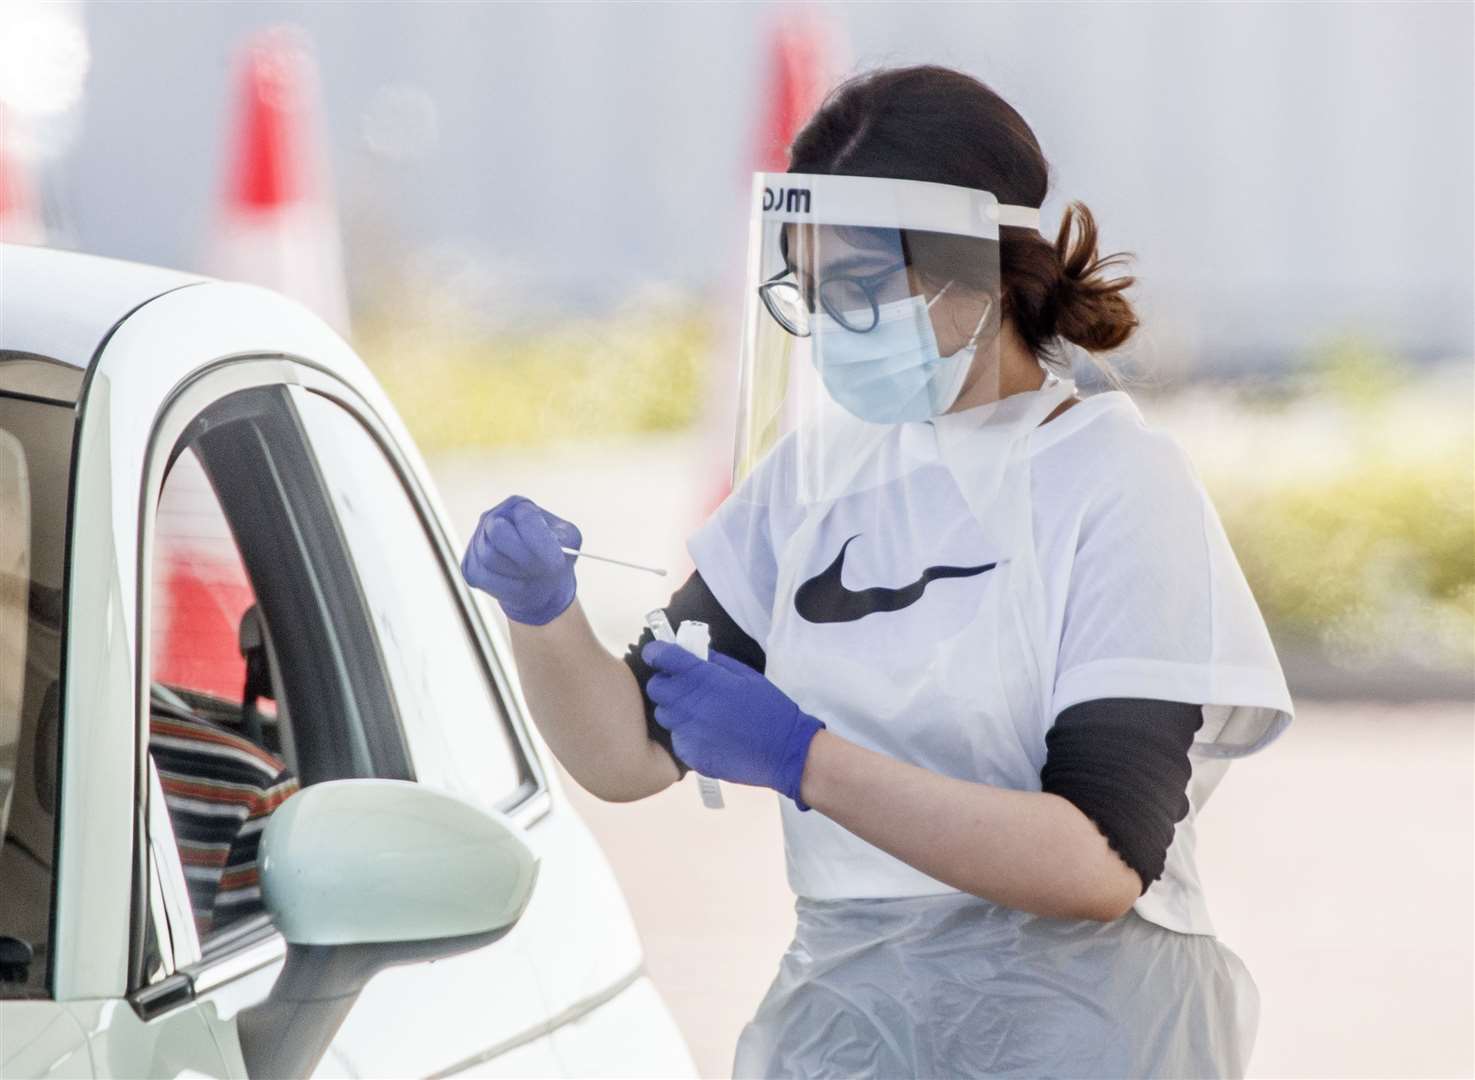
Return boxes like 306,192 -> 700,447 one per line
148,710 -> 299,939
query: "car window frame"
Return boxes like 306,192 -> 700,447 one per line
127,356 -> 549,1010
129,358 -> 406,1007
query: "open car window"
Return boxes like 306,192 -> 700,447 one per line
148,445 -> 301,948
138,384 -> 412,981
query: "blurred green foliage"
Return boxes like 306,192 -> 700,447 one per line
1299,333 -> 1406,410
356,307 -> 711,453
1212,339 -> 1474,673
1221,456 -> 1473,671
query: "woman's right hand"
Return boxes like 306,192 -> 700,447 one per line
461,495 -> 583,626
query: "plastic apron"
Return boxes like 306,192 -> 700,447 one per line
728,375 -> 1261,1078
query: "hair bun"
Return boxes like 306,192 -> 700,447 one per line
1051,201 -> 1137,353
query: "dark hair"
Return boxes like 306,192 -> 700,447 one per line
788,65 -> 1137,381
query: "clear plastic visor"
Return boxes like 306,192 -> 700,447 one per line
733,172 -> 1008,504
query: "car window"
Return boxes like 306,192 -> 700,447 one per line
151,447 -> 260,719
0,391 -> 73,999
294,391 -> 527,810
148,446 -> 300,947
139,385 -> 412,976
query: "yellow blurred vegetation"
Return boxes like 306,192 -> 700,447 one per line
355,306 -> 711,454
1203,338 -> 1474,673
1222,454 -> 1473,672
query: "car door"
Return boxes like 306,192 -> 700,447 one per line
55,274 -> 563,1077
120,367 -> 564,1079
64,279 -> 689,1077
74,367 -> 413,1077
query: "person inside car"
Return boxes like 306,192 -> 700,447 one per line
148,684 -> 299,939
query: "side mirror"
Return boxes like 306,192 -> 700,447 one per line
238,780 -> 538,1078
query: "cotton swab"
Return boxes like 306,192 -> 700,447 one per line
562,546 -> 667,576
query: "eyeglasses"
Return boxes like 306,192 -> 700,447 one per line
757,259 -> 910,337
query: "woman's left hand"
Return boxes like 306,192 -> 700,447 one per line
642,642 -> 826,810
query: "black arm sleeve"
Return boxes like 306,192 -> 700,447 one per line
621,569 -> 767,779
1039,698 -> 1203,896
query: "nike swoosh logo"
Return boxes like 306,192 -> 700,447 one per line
794,534 -> 998,625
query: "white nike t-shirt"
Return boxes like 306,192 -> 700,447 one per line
688,386 -> 1294,936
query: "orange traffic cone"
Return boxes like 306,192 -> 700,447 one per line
752,10 -> 836,172
0,104 -> 45,245
204,25 -> 351,337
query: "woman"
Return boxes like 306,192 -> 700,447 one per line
462,65 -> 1293,1078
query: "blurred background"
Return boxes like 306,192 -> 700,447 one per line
3,1 -> 1471,1077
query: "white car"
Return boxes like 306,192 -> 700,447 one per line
0,243 -> 698,1078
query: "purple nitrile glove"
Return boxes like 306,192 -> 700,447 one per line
461,495 -> 582,626
642,641 -> 826,811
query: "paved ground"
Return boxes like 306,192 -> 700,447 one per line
432,436 -> 1474,1080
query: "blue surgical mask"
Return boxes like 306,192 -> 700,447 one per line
811,283 -> 981,424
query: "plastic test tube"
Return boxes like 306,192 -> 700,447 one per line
645,608 -> 676,644
644,609 -> 725,810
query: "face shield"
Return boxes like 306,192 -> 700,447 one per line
733,171 -> 1040,503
